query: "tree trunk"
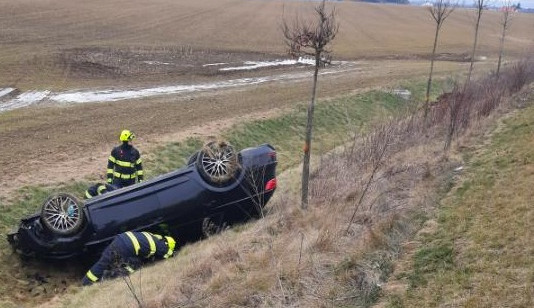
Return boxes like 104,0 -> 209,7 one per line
301,52 -> 320,210
496,24 -> 506,78
466,12 -> 482,86
425,24 -> 441,119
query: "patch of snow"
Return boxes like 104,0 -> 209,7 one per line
298,57 -> 316,65
143,61 -> 173,65
51,80 -> 264,103
203,62 -> 228,67
0,87 -> 16,99
0,61 -> 359,112
220,57 -> 315,71
391,89 -> 411,100
0,91 -> 50,113
50,66 -> 357,104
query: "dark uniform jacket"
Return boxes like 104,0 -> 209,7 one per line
82,231 -> 175,285
107,142 -> 144,188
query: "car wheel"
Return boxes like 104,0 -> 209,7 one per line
40,193 -> 85,236
196,140 -> 240,186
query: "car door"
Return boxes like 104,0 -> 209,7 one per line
85,181 -> 161,240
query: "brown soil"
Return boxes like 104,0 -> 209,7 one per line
57,47 -> 285,81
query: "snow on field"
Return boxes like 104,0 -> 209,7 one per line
202,62 -> 228,67
219,57 -> 315,71
0,62 -> 358,112
0,87 -> 16,99
0,91 -> 50,113
51,66 -> 356,104
143,61 -> 173,65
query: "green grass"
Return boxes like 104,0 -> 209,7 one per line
137,91 -> 408,177
403,76 -> 454,102
393,99 -> 534,307
144,137 -> 204,177
138,83 -> 437,178
145,77 -> 452,175
224,90 -> 414,171
0,182 -> 89,232
408,241 -> 455,288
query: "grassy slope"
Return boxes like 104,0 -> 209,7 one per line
39,82 -> 454,308
43,80 -> 534,308
383,90 -> 534,307
0,79 -> 440,308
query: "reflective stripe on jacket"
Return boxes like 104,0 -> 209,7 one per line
82,231 -> 175,286
84,183 -> 116,199
106,142 -> 143,186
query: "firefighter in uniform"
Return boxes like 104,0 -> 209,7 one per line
107,130 -> 144,188
84,183 -> 117,199
82,231 -> 176,286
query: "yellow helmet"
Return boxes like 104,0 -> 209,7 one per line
119,129 -> 135,142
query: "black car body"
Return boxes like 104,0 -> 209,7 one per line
7,142 -> 277,259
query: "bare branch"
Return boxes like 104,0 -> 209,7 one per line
282,1 -> 339,65
497,0 -> 516,77
427,0 -> 456,29
424,1 -> 457,117
466,0 -> 486,86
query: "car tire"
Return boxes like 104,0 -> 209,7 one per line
196,140 -> 241,186
40,193 -> 85,236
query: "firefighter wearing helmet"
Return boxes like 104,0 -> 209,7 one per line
106,129 -> 144,188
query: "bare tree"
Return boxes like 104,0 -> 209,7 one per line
282,0 -> 339,210
425,0 -> 456,119
496,1 -> 514,78
466,0 -> 487,86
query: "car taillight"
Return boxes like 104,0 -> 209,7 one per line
265,178 -> 277,191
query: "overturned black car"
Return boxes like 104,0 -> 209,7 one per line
8,141 -> 277,259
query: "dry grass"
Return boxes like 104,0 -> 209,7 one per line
52,138 -> 435,307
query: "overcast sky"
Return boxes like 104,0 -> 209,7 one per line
516,0 -> 533,8
496,0 -> 534,8
481,0 -> 533,8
